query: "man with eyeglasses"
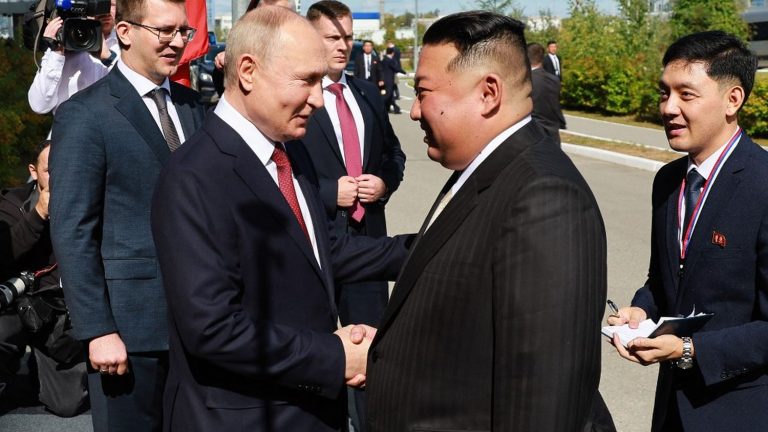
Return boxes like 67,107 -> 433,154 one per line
49,0 -> 206,431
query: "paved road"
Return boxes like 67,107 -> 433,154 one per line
0,109 -> 659,431
566,114 -> 668,150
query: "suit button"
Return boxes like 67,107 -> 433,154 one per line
721,372 -> 729,379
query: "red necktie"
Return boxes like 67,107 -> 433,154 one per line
271,145 -> 310,239
327,83 -> 365,222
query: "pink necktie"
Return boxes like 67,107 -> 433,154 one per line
271,145 -> 310,239
328,83 -> 365,222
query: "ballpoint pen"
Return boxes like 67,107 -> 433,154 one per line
607,299 -> 620,316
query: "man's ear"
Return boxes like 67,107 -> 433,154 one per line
28,164 -> 38,181
237,54 -> 259,93
115,21 -> 132,48
725,85 -> 745,117
479,73 -> 502,117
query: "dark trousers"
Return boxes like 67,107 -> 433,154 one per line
0,312 -> 87,416
337,219 -> 388,432
87,351 -> 168,432
383,86 -> 400,114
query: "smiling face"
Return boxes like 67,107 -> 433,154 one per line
244,20 -> 326,142
659,60 -> 743,163
117,0 -> 188,85
311,14 -> 353,81
411,43 -> 487,170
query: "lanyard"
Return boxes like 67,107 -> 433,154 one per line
677,128 -> 741,260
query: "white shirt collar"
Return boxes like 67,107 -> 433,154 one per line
213,94 -> 277,166
452,116 -> 533,194
686,128 -> 741,179
323,73 -> 349,89
117,59 -> 171,97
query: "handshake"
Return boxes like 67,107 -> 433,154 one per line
335,324 -> 376,387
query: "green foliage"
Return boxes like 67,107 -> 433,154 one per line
670,0 -> 749,40
740,79 -> 768,137
473,0 -> 519,15
557,0 -> 667,123
0,34 -> 52,186
525,9 -> 561,46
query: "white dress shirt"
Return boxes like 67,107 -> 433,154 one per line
213,95 -> 321,266
364,53 -> 372,79
117,60 -> 187,144
28,31 -> 120,115
548,53 -> 560,76
322,74 -> 366,164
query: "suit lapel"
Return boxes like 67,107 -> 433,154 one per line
208,116 -> 328,295
675,139 -> 747,310
110,68 -> 171,166
664,167 -> 684,296
312,108 -> 346,168
348,78 -> 374,169
376,123 -> 541,339
170,83 -> 197,141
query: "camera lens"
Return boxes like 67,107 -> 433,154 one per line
68,25 -> 96,49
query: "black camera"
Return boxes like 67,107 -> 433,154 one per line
54,0 -> 111,53
0,272 -> 35,313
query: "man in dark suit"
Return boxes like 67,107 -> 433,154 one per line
354,40 -> 382,87
366,11 -> 610,432
151,7 -> 410,432
608,31 -> 768,432
297,2 -> 406,431
49,0 -> 205,430
542,39 -> 562,80
528,42 -> 566,145
380,47 -> 406,114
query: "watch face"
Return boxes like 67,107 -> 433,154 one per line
678,359 -> 693,370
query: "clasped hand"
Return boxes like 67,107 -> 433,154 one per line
334,324 -> 376,387
607,306 -> 687,366
337,175 -> 387,207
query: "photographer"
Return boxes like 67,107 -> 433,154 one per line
0,141 -> 87,417
27,0 -> 119,115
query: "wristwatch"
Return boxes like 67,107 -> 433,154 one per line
677,337 -> 693,370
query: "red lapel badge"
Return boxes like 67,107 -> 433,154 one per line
711,231 -> 727,248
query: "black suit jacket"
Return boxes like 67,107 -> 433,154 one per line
292,76 -> 405,238
631,135 -> 768,432
49,67 -> 205,351
354,52 -> 382,84
151,113 -> 410,432
366,122 -> 607,431
531,68 -> 566,144
543,53 -> 562,80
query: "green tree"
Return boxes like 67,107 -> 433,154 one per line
670,0 -> 749,40
0,34 -> 52,186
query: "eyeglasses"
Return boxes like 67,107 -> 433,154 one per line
126,21 -> 196,43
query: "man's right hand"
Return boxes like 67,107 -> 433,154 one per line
43,17 -> 65,53
89,332 -> 130,375
214,51 -> 226,70
335,324 -> 374,387
337,176 -> 358,208
606,306 -> 647,329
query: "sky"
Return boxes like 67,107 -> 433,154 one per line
212,0 -> 619,18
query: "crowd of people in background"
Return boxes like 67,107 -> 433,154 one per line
0,1 -> 766,432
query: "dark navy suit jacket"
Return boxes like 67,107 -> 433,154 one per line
49,67 -> 205,352
632,135 -> 768,431
151,113 -> 410,432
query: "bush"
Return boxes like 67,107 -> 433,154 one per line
740,80 -> 768,137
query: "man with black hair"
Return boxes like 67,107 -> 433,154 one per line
528,42 -> 566,145
542,39 -> 561,80
354,40 -> 382,87
380,46 -> 405,114
0,141 -> 87,417
366,11 -> 609,432
608,31 -> 768,432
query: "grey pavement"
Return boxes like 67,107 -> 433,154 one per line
565,114 -> 669,150
0,108 -> 658,431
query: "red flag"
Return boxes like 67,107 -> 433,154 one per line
172,0 -> 209,87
